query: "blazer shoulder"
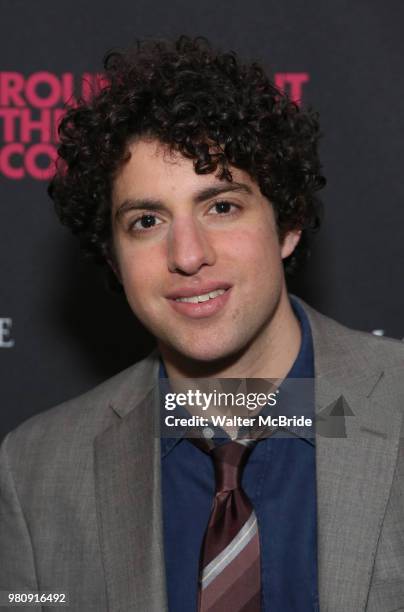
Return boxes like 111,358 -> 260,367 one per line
3,352 -> 158,459
326,314 -> 403,370
299,297 -> 404,372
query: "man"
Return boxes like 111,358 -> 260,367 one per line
0,36 -> 403,612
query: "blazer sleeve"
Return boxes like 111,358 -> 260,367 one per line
0,433 -> 39,596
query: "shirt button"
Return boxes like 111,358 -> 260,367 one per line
202,427 -> 214,439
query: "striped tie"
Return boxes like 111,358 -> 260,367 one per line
191,438 -> 261,612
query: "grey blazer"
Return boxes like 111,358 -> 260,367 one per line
1,299 -> 403,612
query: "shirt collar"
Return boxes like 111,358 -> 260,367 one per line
287,295 -> 314,379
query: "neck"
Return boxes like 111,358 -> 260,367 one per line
160,290 -> 302,380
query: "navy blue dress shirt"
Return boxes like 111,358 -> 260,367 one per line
160,298 -> 319,611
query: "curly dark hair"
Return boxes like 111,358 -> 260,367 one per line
48,35 -> 325,292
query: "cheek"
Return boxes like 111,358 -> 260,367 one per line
117,243 -> 164,302
220,225 -> 282,271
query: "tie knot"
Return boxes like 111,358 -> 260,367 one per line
210,440 -> 255,493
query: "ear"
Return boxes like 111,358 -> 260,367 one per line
280,229 -> 302,260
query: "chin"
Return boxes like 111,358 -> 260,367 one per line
173,344 -> 227,363
183,347 -> 231,363
163,333 -> 249,368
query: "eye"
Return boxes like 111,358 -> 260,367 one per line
207,200 -> 239,215
130,214 -> 163,231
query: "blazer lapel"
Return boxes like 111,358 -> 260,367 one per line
303,301 -> 403,611
93,353 -> 168,612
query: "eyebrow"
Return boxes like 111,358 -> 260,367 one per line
114,181 -> 253,221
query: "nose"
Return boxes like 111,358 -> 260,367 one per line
167,216 -> 216,275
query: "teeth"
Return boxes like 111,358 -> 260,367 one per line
175,289 -> 226,303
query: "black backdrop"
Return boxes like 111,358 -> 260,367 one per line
1,0 -> 403,441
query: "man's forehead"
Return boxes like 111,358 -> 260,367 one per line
112,137 -> 259,208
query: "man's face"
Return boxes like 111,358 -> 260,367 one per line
111,139 -> 299,363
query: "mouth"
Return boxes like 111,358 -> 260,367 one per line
166,285 -> 232,319
174,288 -> 227,304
